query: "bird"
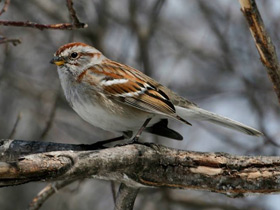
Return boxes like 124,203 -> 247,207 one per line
50,42 -> 262,145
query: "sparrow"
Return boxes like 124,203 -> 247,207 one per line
50,42 -> 262,144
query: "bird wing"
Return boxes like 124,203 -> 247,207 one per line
88,60 -> 177,117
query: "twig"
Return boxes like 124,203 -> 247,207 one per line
0,20 -> 86,30
111,181 -> 117,204
0,0 -> 87,30
40,95 -> 58,139
8,112 -> 21,139
0,36 -> 21,46
239,0 -> 280,104
114,183 -> 139,210
66,0 -> 81,26
129,0 -> 166,75
148,0 -> 166,36
28,180 -> 76,210
0,0 -> 10,16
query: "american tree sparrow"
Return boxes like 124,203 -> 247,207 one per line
50,42 -> 262,144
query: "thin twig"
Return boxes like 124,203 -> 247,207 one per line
40,94 -> 58,139
239,0 -> 280,104
0,0 -> 87,30
128,0 -> 166,75
28,180 -> 76,210
8,112 -> 21,139
66,0 -> 81,26
111,181 -> 117,204
0,20 -> 86,30
0,0 -> 10,16
0,36 -> 21,46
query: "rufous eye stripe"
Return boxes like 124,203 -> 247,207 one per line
55,42 -> 88,56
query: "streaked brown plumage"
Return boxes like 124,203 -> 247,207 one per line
51,42 -> 263,142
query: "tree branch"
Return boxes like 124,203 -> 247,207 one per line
114,183 -> 139,210
66,0 -> 82,26
1,139 -> 280,197
0,20 -> 86,30
0,0 -> 87,30
0,36 -> 21,46
0,0 -> 10,16
27,180 -> 76,210
239,0 -> 280,104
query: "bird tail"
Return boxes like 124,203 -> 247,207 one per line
175,106 -> 263,136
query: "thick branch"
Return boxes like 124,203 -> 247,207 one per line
1,139 -> 280,197
239,0 -> 280,104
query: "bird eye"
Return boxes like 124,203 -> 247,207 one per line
70,52 -> 78,59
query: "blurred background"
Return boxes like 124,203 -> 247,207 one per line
0,0 -> 279,209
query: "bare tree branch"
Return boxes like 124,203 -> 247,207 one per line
111,181 -> 117,205
129,0 -> 166,75
0,0 -> 87,30
0,36 -> 21,45
66,0 -> 82,26
40,94 -> 58,139
239,0 -> 280,104
114,183 -> 139,210
0,0 -> 10,16
1,139 -> 280,197
0,20 -> 86,30
28,180 -> 76,210
8,112 -> 21,139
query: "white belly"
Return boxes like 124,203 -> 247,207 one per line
58,72 -> 161,136
73,101 -> 140,132
71,92 -> 160,136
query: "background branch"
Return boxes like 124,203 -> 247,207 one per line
66,0 -> 82,27
0,35 -> 21,45
0,0 -> 10,16
114,183 -> 139,210
239,0 -> 280,104
0,0 -> 87,33
0,20 -> 87,30
27,180 -> 76,210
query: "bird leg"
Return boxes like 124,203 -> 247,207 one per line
80,135 -> 126,150
132,118 -> 152,143
85,118 -> 152,149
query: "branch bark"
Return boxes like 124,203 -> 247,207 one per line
239,0 -> 280,104
1,139 -> 280,197
0,0 -> 87,31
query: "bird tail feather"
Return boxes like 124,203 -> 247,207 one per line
175,106 -> 263,136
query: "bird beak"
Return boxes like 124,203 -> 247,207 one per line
50,56 -> 65,66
